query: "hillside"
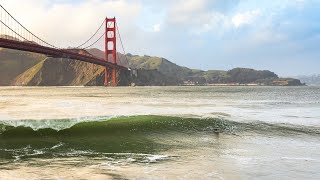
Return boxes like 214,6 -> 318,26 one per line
0,48 -> 45,85
14,57 -> 105,86
0,48 -> 304,86
121,53 -> 303,86
127,54 -> 192,80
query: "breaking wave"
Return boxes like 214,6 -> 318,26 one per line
0,115 -> 319,160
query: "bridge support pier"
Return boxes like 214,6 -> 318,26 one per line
104,67 -> 117,86
104,17 -> 118,86
111,68 -> 117,86
104,67 -> 109,86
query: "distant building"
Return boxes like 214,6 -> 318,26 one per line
182,80 -> 196,86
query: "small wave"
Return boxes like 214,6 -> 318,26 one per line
281,157 -> 318,162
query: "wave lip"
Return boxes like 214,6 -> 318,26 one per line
0,115 -> 115,131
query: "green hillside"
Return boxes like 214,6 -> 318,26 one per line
124,54 -> 293,85
127,55 -> 192,80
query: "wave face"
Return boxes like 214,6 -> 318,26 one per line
0,115 -> 319,161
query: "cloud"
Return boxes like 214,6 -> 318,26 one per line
168,0 -> 209,25
152,24 -> 161,32
232,10 -> 261,28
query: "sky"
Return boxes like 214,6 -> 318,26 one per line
0,0 -> 319,76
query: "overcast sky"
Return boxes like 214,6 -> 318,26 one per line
1,0 -> 319,76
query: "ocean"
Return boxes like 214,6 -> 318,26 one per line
0,86 -> 319,179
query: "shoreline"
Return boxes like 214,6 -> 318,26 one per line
0,84 -> 308,87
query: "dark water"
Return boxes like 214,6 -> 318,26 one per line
0,86 -> 319,179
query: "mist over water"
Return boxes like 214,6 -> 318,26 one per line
0,86 -> 319,179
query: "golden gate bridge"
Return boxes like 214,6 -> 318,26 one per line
0,4 -> 130,86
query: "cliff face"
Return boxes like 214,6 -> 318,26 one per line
13,58 -> 105,86
0,48 -> 45,85
13,57 -> 133,86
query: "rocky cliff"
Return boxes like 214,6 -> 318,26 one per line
0,48 -> 45,85
14,58 -> 104,86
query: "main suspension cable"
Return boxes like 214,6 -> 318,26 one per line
81,20 -> 112,50
0,5 -> 57,48
81,32 -> 105,50
74,19 -> 106,49
0,19 -> 29,42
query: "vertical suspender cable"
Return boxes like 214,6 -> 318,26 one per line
0,5 -> 57,48
116,24 -> 130,68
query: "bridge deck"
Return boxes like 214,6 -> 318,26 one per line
0,38 -> 126,70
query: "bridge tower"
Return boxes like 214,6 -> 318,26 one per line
104,17 -> 118,86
